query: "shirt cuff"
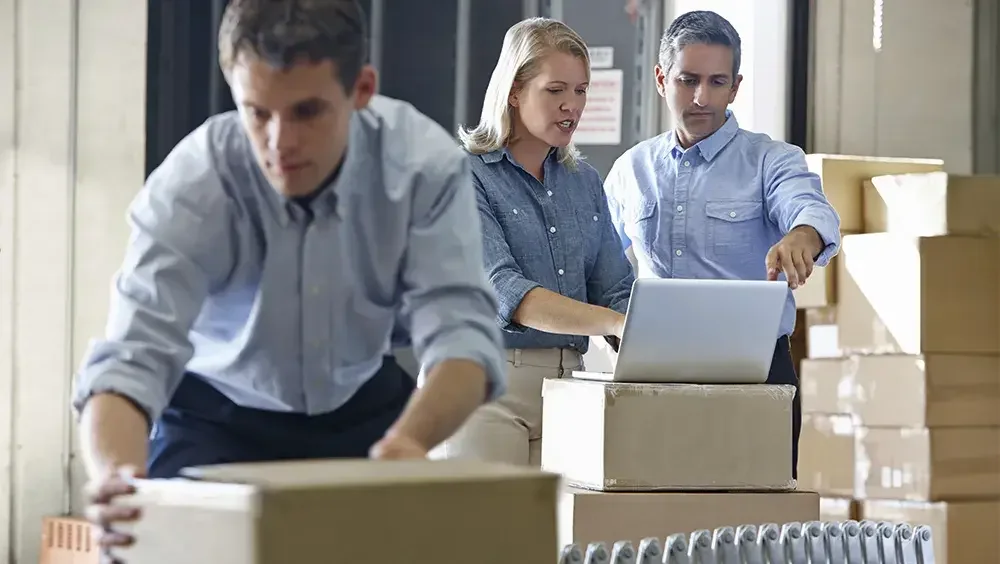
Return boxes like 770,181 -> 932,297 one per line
494,276 -> 542,334
791,213 -> 839,267
420,335 -> 508,402
73,370 -> 168,424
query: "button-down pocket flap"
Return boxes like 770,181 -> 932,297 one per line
634,199 -> 657,222
705,200 -> 763,222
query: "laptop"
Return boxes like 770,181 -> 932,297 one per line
576,278 -> 788,384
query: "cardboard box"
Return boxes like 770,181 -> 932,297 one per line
559,489 -> 819,549
801,354 -> 1000,427
838,234 -> 1000,354
864,172 -> 1000,235
112,459 -> 560,564
804,307 -> 841,359
799,414 -> 856,497
819,497 -> 859,522
855,427 -> 1000,501
805,154 -> 944,232
793,263 -> 836,309
542,378 -> 795,491
861,500 -> 1000,564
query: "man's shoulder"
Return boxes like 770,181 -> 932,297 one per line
613,133 -> 670,171
732,127 -> 805,161
143,112 -> 246,209
361,95 -> 464,174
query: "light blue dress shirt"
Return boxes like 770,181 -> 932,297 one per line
604,113 -> 841,337
73,95 -> 507,421
472,149 -> 634,352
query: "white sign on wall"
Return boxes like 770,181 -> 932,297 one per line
588,46 -> 615,69
574,68 -> 624,146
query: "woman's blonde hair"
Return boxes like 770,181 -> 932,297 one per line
458,17 -> 591,168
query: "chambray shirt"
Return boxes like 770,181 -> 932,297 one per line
73,95 -> 506,421
604,113 -> 841,338
473,148 -> 634,352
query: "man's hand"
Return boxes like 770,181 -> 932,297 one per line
765,226 -> 825,289
84,465 -> 144,559
370,432 -> 429,460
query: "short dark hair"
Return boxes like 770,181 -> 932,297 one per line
659,10 -> 741,80
218,0 -> 369,90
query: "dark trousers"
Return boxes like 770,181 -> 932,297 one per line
147,356 -> 415,478
767,336 -> 801,479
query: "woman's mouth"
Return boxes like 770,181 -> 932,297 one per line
556,119 -> 577,133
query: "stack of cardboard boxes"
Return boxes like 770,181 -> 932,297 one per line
538,373 -> 819,548
795,157 -> 1000,563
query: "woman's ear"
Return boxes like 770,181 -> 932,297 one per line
508,83 -> 520,107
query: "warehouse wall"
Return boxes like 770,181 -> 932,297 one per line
0,0 -> 148,562
811,0 -> 1000,174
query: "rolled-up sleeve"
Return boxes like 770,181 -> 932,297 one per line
474,177 -> 541,333
763,145 -> 843,267
399,152 -> 507,401
72,150 -> 235,422
585,169 -> 634,314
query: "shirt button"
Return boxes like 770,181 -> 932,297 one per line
675,249 -> 683,256
676,205 -> 683,212
513,208 -> 519,214
683,161 -> 691,167
729,211 -> 737,218
547,190 -> 553,196
549,226 -> 557,233
592,215 -> 598,221
558,269 -> 565,275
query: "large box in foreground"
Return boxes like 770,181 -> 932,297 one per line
542,378 -> 795,491
559,489 -> 819,549
113,459 -> 560,564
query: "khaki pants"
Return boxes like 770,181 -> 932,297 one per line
431,348 -> 583,467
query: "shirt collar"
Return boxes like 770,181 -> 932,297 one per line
273,153 -> 352,226
480,146 -> 558,166
667,110 -> 739,162
271,123 -> 362,226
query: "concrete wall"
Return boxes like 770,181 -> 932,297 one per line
0,0 -> 147,562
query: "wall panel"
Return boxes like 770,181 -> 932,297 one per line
0,0 -> 147,561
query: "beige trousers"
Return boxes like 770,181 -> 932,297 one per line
431,348 -> 583,467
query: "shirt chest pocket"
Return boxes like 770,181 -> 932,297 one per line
705,200 -> 764,257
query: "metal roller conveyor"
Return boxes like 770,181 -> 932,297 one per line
557,519 -> 936,563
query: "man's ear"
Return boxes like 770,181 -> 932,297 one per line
352,65 -> 379,110
728,73 -> 743,103
653,64 -> 667,98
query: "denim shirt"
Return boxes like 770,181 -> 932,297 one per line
605,112 -> 842,337
472,148 -> 635,352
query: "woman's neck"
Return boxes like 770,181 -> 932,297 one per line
507,137 -> 552,181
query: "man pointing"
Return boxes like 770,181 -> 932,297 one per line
604,10 -> 841,478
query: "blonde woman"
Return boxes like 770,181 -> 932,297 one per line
434,18 -> 635,466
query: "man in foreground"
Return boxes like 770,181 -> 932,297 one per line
76,0 -> 505,552
604,10 -> 842,479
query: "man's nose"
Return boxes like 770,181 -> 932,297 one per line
267,118 -> 299,152
693,84 -> 709,107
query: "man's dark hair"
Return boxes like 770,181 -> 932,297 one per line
218,0 -> 369,90
659,10 -> 741,81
